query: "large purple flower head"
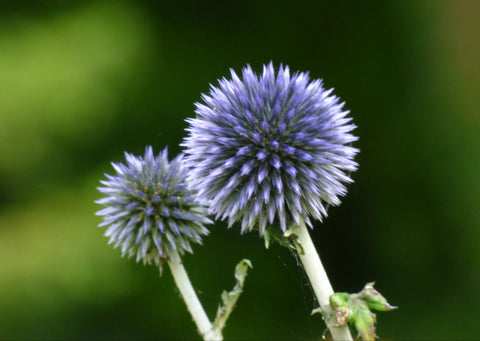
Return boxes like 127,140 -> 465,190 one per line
183,63 -> 358,235
96,147 -> 211,267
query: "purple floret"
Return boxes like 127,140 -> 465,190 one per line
183,63 -> 358,235
96,146 -> 211,266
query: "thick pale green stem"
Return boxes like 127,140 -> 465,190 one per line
167,251 -> 222,341
292,223 -> 353,341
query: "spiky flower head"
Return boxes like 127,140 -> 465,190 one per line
96,146 -> 211,267
183,63 -> 358,235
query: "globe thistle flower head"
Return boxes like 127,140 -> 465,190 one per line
96,146 -> 211,266
183,62 -> 358,235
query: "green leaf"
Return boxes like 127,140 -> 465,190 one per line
329,282 -> 397,340
212,259 -> 252,335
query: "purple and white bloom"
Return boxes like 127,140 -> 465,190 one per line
183,63 -> 358,235
96,147 -> 211,266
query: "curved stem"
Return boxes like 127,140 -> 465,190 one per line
292,223 -> 353,341
167,251 -> 222,340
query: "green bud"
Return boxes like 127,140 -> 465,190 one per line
330,292 -> 350,309
358,282 -> 398,312
328,282 -> 397,340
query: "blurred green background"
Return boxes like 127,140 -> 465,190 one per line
0,0 -> 478,339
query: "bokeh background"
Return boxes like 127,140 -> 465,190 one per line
1,0 -> 478,339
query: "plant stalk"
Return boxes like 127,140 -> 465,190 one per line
167,251 -> 222,341
292,223 -> 353,341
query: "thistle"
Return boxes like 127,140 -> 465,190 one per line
182,62 -> 358,235
96,146 -> 211,268
183,63 -> 363,340
96,147 -> 251,340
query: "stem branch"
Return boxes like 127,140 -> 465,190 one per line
292,223 -> 353,341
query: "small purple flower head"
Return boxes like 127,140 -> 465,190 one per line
96,146 -> 211,266
182,63 -> 358,235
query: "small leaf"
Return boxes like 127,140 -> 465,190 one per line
212,259 -> 252,335
328,283 -> 397,340
357,282 -> 398,312
349,299 -> 377,341
235,259 -> 253,284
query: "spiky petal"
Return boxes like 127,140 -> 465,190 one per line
182,63 -> 358,235
96,146 -> 211,267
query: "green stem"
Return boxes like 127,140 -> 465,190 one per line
292,223 -> 353,341
167,251 -> 222,341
